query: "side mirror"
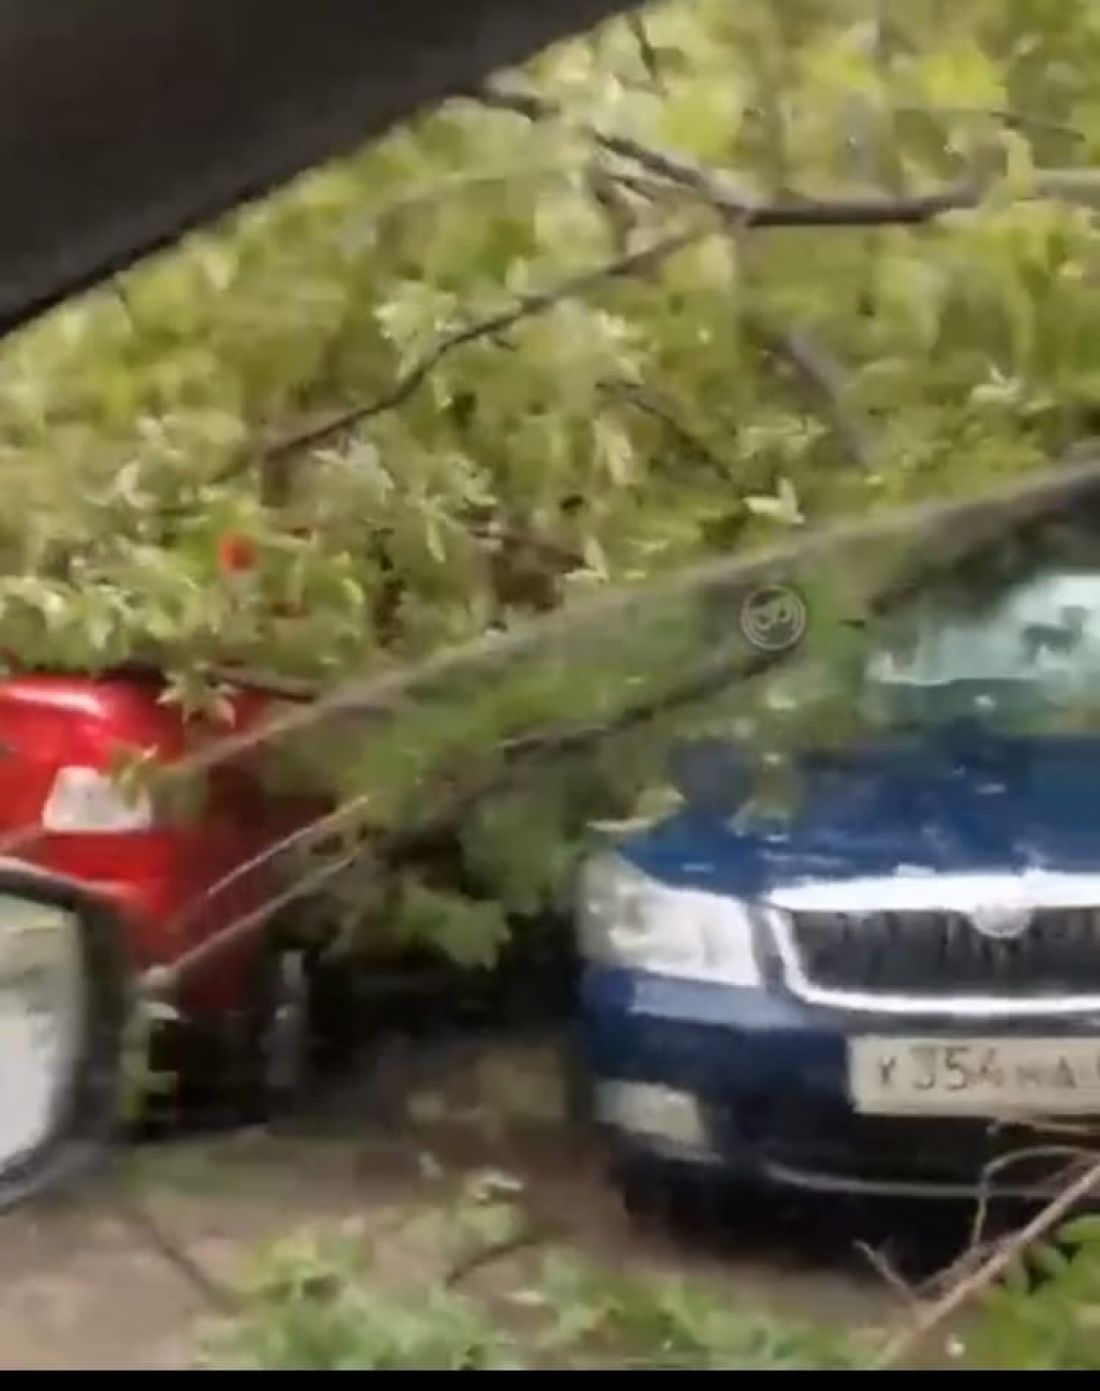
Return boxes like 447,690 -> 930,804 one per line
0,863 -> 128,1213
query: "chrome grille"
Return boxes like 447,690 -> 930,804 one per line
785,906 -> 1100,996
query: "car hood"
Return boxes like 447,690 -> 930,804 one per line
0,1 -> 628,338
624,731 -> 1100,897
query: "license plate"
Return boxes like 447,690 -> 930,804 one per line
849,1037 -> 1100,1117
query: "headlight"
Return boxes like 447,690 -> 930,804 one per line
0,894 -> 85,1169
577,851 -> 762,986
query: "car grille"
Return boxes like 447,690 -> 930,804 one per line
783,907 -> 1100,996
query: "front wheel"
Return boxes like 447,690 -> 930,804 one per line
237,938 -> 320,1121
611,1151 -> 752,1234
255,945 -> 313,1108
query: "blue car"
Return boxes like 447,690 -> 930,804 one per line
575,568 -> 1100,1200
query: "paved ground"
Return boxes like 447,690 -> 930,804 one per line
0,1035 -> 972,1369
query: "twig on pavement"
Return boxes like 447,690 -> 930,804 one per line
873,1155 -> 1100,1368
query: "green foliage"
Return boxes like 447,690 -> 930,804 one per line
6,0 -> 1100,964
391,879 -> 510,969
526,1248 -> 868,1369
965,1215 -> 1100,1369
202,1226 -> 518,1370
201,1192 -> 869,1370
200,1196 -> 1100,1372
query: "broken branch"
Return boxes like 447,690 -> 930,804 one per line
599,377 -> 732,478
748,318 -> 875,470
479,82 -> 1100,227
263,226 -> 703,462
874,1155 -> 1100,1368
628,14 -> 665,94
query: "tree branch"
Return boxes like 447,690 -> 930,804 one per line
444,1223 -> 551,1288
627,13 -> 665,95
145,843 -> 363,993
478,82 -> 1100,228
158,439 -> 1099,984
259,91 -> 1100,470
146,644 -> 773,992
110,277 -> 138,331
478,84 -> 768,220
874,1154 -> 1100,1368
115,1195 -> 237,1313
208,665 -> 321,699
598,377 -> 732,478
468,518 -> 582,570
150,447 -> 1100,800
142,453 -> 1100,996
262,226 -> 703,462
748,317 -> 875,470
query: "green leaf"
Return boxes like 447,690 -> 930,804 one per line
1059,1215 -> 1100,1248
393,880 -> 510,968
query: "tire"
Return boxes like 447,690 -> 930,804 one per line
562,1032 -> 596,1132
613,1152 -> 677,1224
611,1151 -> 739,1233
256,945 -> 314,1107
231,936 -> 320,1123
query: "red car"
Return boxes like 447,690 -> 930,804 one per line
0,667 -> 326,1112
0,0 -> 636,1208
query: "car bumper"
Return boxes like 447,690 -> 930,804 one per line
578,967 -> 1100,1200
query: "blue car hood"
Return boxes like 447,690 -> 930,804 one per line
624,732 -> 1100,897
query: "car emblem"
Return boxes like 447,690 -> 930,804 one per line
970,902 -> 1034,941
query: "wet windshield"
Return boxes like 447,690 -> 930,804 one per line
866,568 -> 1100,728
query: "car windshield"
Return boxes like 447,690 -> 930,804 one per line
863,568 -> 1100,730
